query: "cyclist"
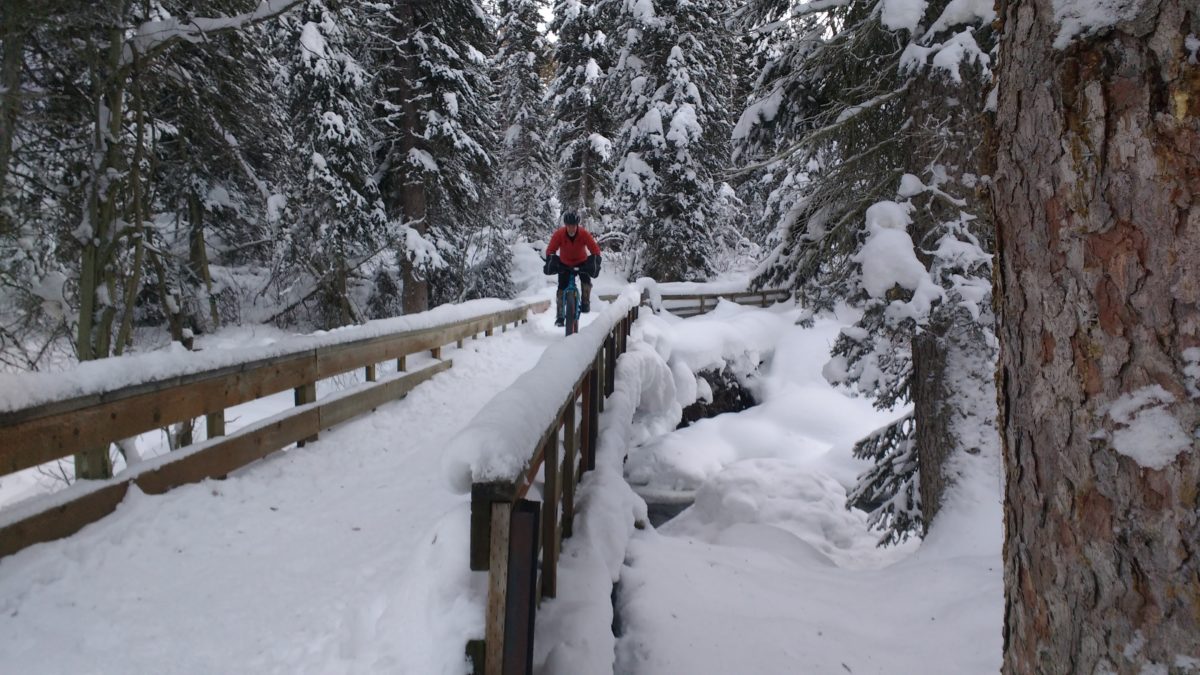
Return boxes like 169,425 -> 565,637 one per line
545,211 -> 601,327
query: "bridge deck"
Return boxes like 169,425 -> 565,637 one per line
0,312 -> 578,674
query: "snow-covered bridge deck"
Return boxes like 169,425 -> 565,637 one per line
0,306 -> 580,673
0,287 -> 1003,675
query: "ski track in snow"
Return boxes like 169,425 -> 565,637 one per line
0,316 -> 571,675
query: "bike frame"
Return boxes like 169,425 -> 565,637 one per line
561,267 -> 583,336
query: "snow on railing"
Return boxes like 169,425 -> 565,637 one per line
442,280 -> 652,675
0,299 -> 549,559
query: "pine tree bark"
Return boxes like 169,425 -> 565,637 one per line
394,1 -> 430,314
993,0 -> 1200,671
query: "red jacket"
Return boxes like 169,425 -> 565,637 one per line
546,226 -> 600,266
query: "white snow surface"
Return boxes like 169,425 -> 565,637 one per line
1052,0 -> 1144,48
925,0 -> 997,36
1106,386 -> 1193,470
3,267 -> 1006,674
855,201 -> 943,320
881,0 -> 928,33
442,282 -> 652,491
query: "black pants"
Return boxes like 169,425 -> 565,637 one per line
557,271 -> 592,316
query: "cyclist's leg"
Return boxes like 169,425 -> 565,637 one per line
581,275 -> 593,313
564,287 -> 578,334
555,271 -> 569,325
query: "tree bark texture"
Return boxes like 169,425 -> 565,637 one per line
993,0 -> 1200,672
394,1 -> 430,315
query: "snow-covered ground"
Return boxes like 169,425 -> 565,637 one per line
535,300 -> 1004,675
0,257 -> 1003,674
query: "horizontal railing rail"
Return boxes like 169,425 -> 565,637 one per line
0,300 -> 549,559
601,288 -> 791,318
460,296 -> 640,675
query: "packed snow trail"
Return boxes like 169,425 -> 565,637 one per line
0,313 -> 579,674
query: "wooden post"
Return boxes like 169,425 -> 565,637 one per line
563,397 -> 577,538
471,482 -> 515,571
587,362 -> 600,470
457,339 -> 464,349
605,336 -> 616,397
294,382 -> 317,446
365,364 -> 377,382
397,355 -> 407,372
206,411 -> 226,438
761,293 -> 769,307
486,327 -> 493,337
541,433 -> 559,599
596,351 -> 606,413
699,296 -> 706,315
484,501 -> 513,675
580,373 -> 592,474
431,346 -> 442,359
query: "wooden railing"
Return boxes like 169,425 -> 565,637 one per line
465,303 -> 639,675
602,288 -> 792,318
0,300 -> 549,559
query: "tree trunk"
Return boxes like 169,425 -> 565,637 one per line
0,0 -> 27,200
905,39 -> 997,530
993,0 -> 1200,671
395,1 -> 429,314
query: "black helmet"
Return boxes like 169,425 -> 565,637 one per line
563,212 -> 580,225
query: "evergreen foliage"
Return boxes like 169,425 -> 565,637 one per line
736,0 -> 997,544
278,0 -> 388,327
547,0 -> 616,224
495,0 -> 556,242
608,0 -> 734,281
847,412 -> 921,546
374,0 -> 499,308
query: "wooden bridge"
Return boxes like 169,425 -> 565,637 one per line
0,285 -> 791,675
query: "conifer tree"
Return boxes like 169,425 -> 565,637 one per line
737,0 -> 998,543
608,0 -> 733,281
280,0 -> 387,327
375,0 -> 498,311
495,0 -> 556,242
547,0 -> 615,223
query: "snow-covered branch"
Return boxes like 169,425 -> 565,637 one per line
124,0 -> 304,65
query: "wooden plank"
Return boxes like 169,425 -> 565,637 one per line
320,361 -> 451,430
562,395 -> 578,539
581,372 -> 594,472
0,352 -> 320,476
206,410 -> 226,438
136,407 -> 322,495
0,299 -> 546,430
586,364 -> 600,471
294,382 -> 318,446
541,433 -> 559,599
485,501 -> 513,675
1,364 -> 452,561
471,482 -> 516,571
0,482 -> 130,558
502,500 -> 540,675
